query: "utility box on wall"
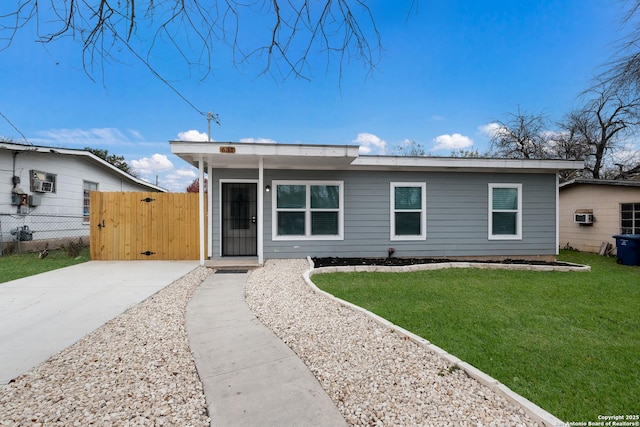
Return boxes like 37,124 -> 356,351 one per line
29,194 -> 42,207
11,193 -> 28,206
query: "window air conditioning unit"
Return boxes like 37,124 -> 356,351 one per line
574,213 -> 594,224
34,180 -> 53,193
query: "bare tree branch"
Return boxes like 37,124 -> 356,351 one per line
564,79 -> 640,178
0,1 -> 382,83
488,107 -> 550,159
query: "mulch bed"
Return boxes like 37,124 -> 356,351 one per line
312,257 -> 575,268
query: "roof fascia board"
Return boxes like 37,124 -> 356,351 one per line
352,156 -> 584,171
170,141 -> 360,158
560,178 -> 640,189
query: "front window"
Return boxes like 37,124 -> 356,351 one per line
83,181 -> 98,223
273,181 -> 343,240
489,183 -> 522,240
390,182 -> 426,240
621,203 -> 640,234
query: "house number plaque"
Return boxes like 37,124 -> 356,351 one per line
219,146 -> 236,153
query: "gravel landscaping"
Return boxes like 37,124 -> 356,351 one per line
0,267 -> 211,427
246,259 -> 539,427
1,259 -> 543,426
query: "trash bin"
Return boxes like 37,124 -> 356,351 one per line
612,234 -> 640,266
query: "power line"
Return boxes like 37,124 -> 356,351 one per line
105,21 -> 214,120
0,111 -> 28,143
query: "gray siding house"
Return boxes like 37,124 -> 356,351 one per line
170,141 -> 583,265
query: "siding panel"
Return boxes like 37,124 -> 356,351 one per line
210,169 -> 557,259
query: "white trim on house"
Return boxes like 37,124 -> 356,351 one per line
556,172 -> 560,256
271,180 -> 344,241
390,182 -> 427,241
352,156 -> 583,172
258,157 -> 264,265
198,158 -> 205,265
488,183 -> 523,240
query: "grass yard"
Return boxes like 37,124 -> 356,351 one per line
0,248 -> 90,283
312,251 -> 640,423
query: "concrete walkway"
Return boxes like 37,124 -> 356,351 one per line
186,272 -> 347,427
0,261 -> 199,385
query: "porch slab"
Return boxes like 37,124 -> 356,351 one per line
206,258 -> 261,270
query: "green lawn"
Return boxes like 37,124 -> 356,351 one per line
0,248 -> 90,283
312,251 -> 640,422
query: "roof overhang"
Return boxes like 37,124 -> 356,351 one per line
351,156 -> 583,173
170,141 -> 361,170
171,141 -> 584,173
1,142 -> 166,192
560,178 -> 640,189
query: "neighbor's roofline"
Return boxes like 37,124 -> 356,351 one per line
560,178 -> 640,188
0,141 -> 166,192
170,140 -> 584,171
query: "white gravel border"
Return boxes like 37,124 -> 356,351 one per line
305,258 -> 585,426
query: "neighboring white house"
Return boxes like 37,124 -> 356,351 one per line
0,142 -> 165,253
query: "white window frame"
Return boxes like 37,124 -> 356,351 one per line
390,182 -> 427,241
620,202 -> 640,234
83,181 -> 98,224
272,180 -> 344,241
488,183 -> 522,240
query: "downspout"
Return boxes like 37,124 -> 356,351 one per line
258,157 -> 264,265
198,158 -> 205,266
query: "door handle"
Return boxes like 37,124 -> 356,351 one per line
251,216 -> 256,224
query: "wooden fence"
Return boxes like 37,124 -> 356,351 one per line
90,192 -> 205,260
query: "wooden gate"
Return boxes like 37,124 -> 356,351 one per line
90,192 -> 205,260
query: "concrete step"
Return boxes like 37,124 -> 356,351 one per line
205,258 -> 261,270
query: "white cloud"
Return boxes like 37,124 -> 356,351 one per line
178,130 -> 210,141
478,122 -> 502,138
432,133 -> 474,151
128,129 -> 145,140
130,153 -> 174,175
239,137 -> 278,144
34,127 -> 130,146
174,168 -> 197,178
613,142 -> 640,165
354,132 -> 387,155
160,168 -> 198,192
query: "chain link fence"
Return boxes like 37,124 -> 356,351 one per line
0,213 -> 90,256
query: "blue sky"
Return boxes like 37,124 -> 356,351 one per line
0,1 -> 629,191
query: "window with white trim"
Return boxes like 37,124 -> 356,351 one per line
272,181 -> 343,240
488,183 -> 522,240
621,203 -> 640,234
83,181 -> 98,223
390,182 -> 426,240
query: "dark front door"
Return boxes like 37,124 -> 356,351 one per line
221,182 -> 257,256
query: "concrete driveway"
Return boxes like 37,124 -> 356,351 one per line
0,261 -> 199,385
